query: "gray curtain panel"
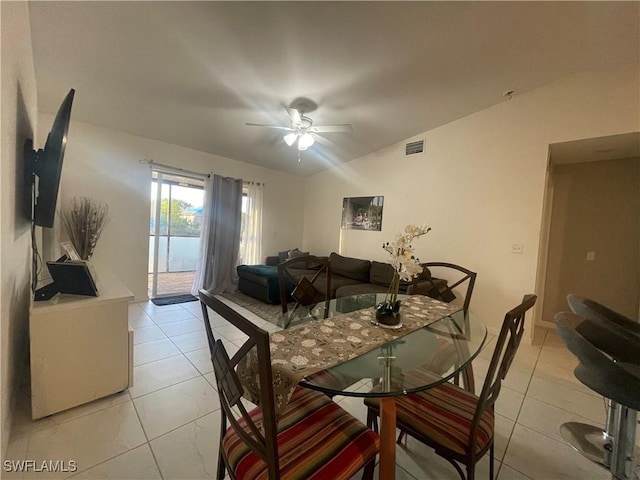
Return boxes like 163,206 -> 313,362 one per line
191,174 -> 243,295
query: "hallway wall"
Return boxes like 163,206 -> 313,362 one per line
542,157 -> 640,321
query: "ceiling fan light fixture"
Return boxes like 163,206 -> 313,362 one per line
298,132 -> 315,150
248,103 -> 349,157
283,132 -> 297,146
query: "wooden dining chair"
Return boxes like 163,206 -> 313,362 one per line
365,294 -> 536,480
199,289 -> 379,480
277,255 -> 331,325
411,263 -> 478,392
414,262 -> 477,313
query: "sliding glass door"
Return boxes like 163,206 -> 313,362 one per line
149,171 -> 204,298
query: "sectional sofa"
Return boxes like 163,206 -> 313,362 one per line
236,250 -> 451,305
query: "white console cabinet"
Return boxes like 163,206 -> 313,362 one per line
29,271 -> 134,419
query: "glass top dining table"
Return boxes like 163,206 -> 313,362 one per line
278,293 -> 488,480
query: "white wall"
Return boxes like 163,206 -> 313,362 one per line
303,64 -> 640,335
38,118 -> 306,300
1,2 -> 39,461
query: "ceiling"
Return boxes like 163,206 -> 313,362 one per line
550,132 -> 640,166
28,1 -> 640,176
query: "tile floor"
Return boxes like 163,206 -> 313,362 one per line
4,299 -> 634,479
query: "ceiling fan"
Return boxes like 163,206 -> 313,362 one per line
246,102 -> 352,160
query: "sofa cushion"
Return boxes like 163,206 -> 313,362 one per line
289,270 -> 362,298
369,261 -> 404,287
329,253 -> 371,283
336,283 -> 389,298
288,268 -> 323,282
329,275 -> 364,297
369,261 -> 432,286
336,280 -> 417,298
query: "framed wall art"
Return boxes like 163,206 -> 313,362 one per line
341,196 -> 384,231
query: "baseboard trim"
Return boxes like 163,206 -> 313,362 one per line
536,319 -> 555,329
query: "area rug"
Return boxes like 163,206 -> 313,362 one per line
221,291 -> 292,325
151,294 -> 198,306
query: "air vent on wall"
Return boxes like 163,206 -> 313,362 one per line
405,139 -> 425,156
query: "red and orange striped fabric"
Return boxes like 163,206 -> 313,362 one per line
367,381 -> 493,456
223,387 -> 380,480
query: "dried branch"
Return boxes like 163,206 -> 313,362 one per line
60,197 -> 109,260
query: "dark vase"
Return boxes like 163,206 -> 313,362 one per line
375,300 -> 402,326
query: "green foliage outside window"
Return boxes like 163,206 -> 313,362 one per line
152,198 -> 201,237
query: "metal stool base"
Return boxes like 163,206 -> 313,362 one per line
560,421 -> 640,479
560,422 -> 612,468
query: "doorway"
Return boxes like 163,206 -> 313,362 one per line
535,132 -> 640,332
149,171 -> 205,298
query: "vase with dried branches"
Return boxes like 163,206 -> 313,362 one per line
60,197 -> 109,260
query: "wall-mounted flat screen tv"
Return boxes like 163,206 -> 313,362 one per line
24,88 -> 75,228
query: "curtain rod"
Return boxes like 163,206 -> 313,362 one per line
140,159 -> 209,179
140,159 -> 265,186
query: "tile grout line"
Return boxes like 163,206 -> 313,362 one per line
129,399 -> 166,480
61,390 -> 156,480
129,302 -> 209,479
496,328 -> 547,480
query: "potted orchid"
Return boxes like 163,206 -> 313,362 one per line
376,224 -> 431,326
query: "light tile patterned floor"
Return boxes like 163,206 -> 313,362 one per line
4,298 -> 633,479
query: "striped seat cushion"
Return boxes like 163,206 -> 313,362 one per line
223,387 -> 379,480
365,381 -> 494,456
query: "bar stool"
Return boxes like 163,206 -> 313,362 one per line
564,295 -> 640,471
554,312 -> 640,480
567,294 -> 640,345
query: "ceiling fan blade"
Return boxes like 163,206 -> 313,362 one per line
245,122 -> 294,131
309,124 -> 353,133
284,106 -> 302,126
311,133 -> 336,147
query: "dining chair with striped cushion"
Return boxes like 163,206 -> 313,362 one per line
411,262 -> 477,314
409,262 -> 478,392
199,289 -> 380,480
365,294 -> 536,480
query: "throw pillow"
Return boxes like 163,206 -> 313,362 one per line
291,277 -> 318,306
278,250 -> 289,263
288,248 -> 310,259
